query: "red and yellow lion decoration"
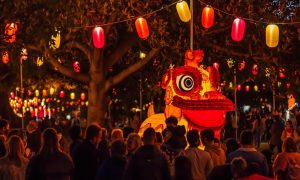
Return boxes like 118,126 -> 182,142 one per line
139,49 -> 234,138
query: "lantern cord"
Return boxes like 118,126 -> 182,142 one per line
198,0 -> 300,25
75,1 -> 181,29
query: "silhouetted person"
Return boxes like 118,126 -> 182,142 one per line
174,156 -> 192,180
69,125 -> 83,159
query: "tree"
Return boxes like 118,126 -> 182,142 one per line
1,0 -> 300,126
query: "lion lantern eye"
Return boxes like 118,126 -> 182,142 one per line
176,75 -> 194,92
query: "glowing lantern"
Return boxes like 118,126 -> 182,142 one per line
20,48 -> 28,61
2,51 -> 9,64
176,1 -> 191,22
50,30 -> 61,49
262,84 -> 266,90
279,68 -> 285,79
59,91 -> 65,98
4,22 -> 18,43
238,61 -> 245,71
50,87 -> 55,95
245,85 -> 250,92
35,90 -> 39,97
213,62 -> 219,70
229,82 -> 233,88
266,24 -> 279,48
37,57 -> 44,66
231,18 -> 245,42
237,84 -> 242,91
70,92 -> 75,100
202,6 -> 214,29
73,61 -> 80,72
252,64 -> 258,76
135,18 -> 149,39
92,26 -> 105,48
42,89 -> 47,97
80,93 -> 86,100
254,85 -> 258,92
286,83 -> 291,89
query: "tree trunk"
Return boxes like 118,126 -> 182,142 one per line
87,79 -> 106,126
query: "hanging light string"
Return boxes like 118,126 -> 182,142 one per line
75,0 -> 181,29
198,0 -> 300,25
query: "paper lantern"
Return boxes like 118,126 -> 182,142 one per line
202,6 -> 214,29
245,85 -> 250,92
50,30 -> 61,49
252,64 -> 258,76
176,1 -> 191,22
42,89 -> 47,97
37,57 -> 44,66
59,91 -> 65,98
20,48 -> 28,61
50,87 -> 55,95
266,24 -> 279,48
279,68 -> 285,79
92,26 -> 105,48
73,61 -> 80,72
80,93 -> 86,100
2,51 -> 9,64
238,61 -> 245,71
4,22 -> 18,43
237,84 -> 242,91
135,18 -> 149,39
286,83 -> 291,89
35,90 -> 39,97
70,92 -> 75,100
262,84 -> 266,90
254,85 -> 258,92
213,62 -> 219,70
231,18 -> 245,42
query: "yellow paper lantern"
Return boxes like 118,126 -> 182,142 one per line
42,89 -> 47,97
50,30 -> 61,49
37,57 -> 44,66
35,90 -> 39,97
176,1 -> 191,22
70,92 -> 75,100
50,87 -> 55,95
266,24 -> 279,48
254,85 -> 258,92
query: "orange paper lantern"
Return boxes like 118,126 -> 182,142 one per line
4,22 -> 18,43
202,6 -> 214,29
245,85 -> 250,92
92,26 -> 105,48
80,93 -> 86,100
2,51 -> 9,64
231,18 -> 245,42
135,17 -> 149,39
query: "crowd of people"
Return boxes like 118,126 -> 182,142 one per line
0,112 -> 300,180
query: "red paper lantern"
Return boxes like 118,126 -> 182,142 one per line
59,91 -> 65,98
202,6 -> 214,29
92,26 -> 105,48
237,84 -> 242,91
135,17 -> 149,39
238,61 -> 245,71
286,83 -> 291,89
4,22 -> 18,43
252,64 -> 258,76
231,18 -> 245,42
73,61 -> 80,72
245,85 -> 250,92
279,68 -> 285,79
2,51 -> 9,64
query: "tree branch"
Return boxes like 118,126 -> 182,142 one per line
46,52 -> 90,83
104,48 -> 160,91
104,12 -> 118,37
106,33 -> 139,67
0,73 -> 10,81
65,41 -> 91,59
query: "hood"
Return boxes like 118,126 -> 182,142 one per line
205,144 -> 223,156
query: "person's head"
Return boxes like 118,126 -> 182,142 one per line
26,120 -> 38,134
282,137 -> 297,153
200,129 -> 215,145
0,119 -> 10,135
239,130 -> 254,147
143,128 -> 156,145
127,133 -> 142,153
111,128 -> 123,142
40,128 -> 60,155
285,120 -> 293,130
225,138 -> 240,155
111,140 -> 127,157
69,125 -> 82,141
7,135 -> 25,166
187,130 -> 200,147
122,127 -> 134,140
85,124 -> 102,145
175,156 -> 193,180
231,157 -> 248,178
165,116 -> 178,127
